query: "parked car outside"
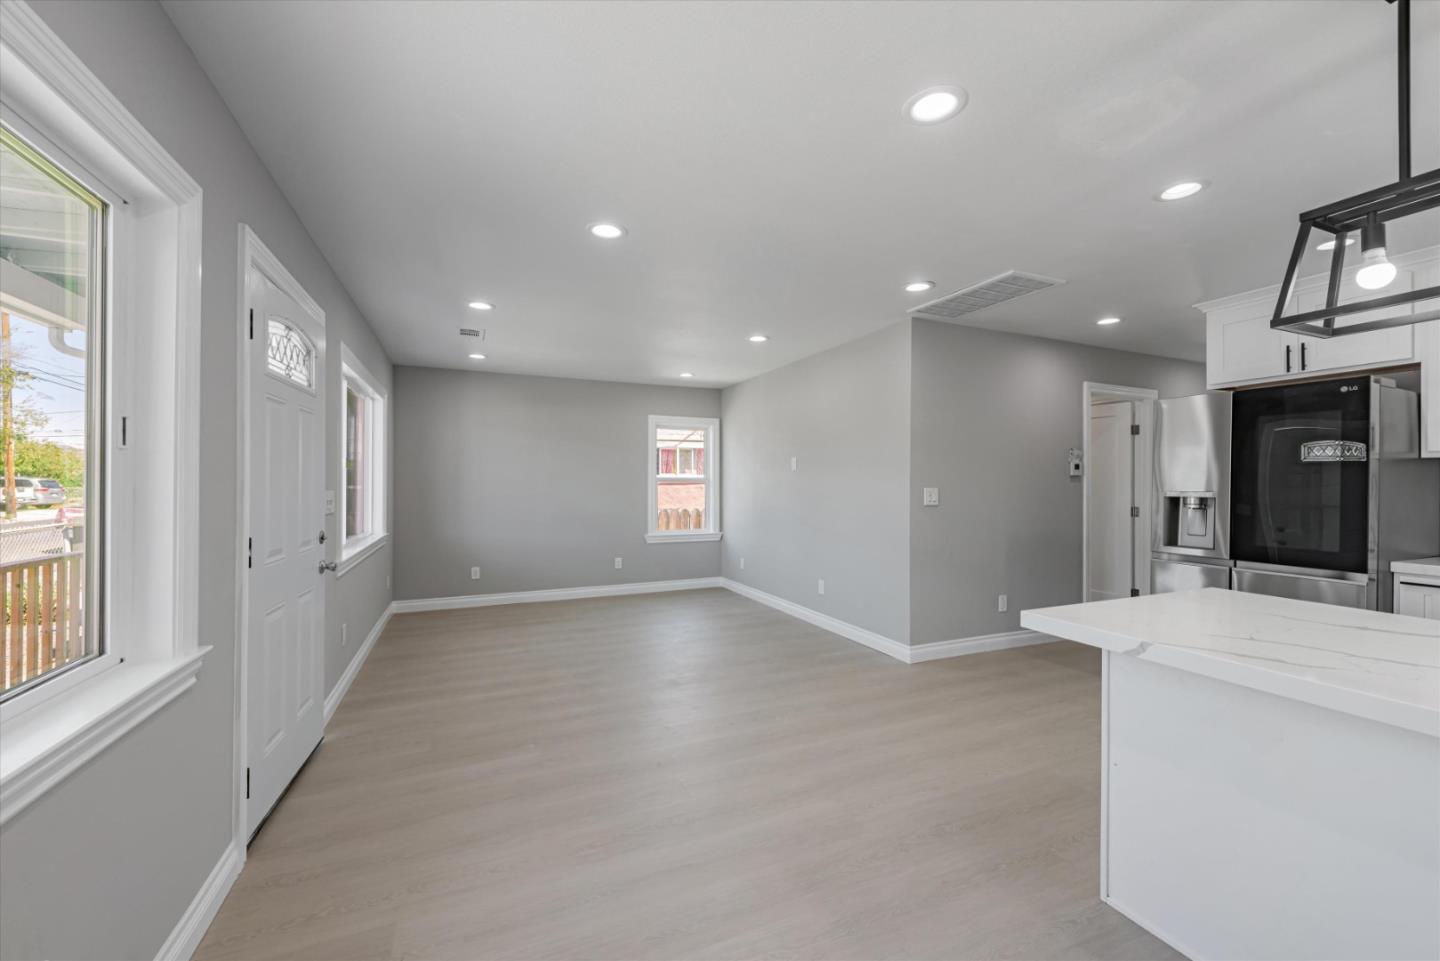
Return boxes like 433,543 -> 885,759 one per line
33,478 -> 67,506
8,477 -> 65,507
9,477 -> 39,505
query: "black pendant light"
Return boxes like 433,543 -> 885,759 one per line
1271,0 -> 1440,338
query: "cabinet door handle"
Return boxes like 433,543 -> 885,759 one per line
1285,344 -> 1292,373
1300,342 -> 1308,371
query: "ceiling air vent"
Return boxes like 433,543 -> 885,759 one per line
459,327 -> 484,338
909,270 -> 1065,321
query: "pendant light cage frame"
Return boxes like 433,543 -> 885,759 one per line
1271,0 -> 1440,338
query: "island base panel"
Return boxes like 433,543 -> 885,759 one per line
1102,651 -> 1440,961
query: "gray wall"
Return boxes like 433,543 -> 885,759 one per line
393,367 -> 721,600
720,323 -> 912,642
1,3 -> 393,959
908,319 -> 1206,645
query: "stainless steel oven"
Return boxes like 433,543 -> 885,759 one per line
1229,374 -> 1439,611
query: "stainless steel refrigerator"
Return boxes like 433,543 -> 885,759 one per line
1229,374 -> 1440,611
1151,392 -> 1235,593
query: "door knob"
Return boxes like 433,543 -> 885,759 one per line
318,560 -> 338,574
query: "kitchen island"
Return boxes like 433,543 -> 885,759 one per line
1021,588 -> 1440,961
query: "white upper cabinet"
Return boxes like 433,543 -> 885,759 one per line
1206,300 -> 1296,386
1293,271 -> 1414,374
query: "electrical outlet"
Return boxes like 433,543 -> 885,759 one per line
790,456 -> 798,471
342,623 -> 348,646
739,557 -> 746,570
998,594 -> 1008,613
923,487 -> 940,506
470,566 -> 481,580
614,557 -> 623,569
818,578 -> 825,596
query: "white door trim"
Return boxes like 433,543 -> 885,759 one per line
1081,382 -> 1158,602
233,224 -> 326,859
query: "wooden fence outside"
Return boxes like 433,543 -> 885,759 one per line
656,508 -> 704,531
1,551 -> 85,694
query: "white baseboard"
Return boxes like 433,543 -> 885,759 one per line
718,579 -> 1053,664
391,577 -> 724,613
719,578 -> 911,662
907,629 -> 1052,662
154,840 -> 242,961
324,602 -> 395,724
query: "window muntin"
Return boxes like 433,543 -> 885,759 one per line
0,124 -> 106,700
648,416 -> 719,540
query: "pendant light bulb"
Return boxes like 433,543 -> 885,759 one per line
1356,246 -> 1397,290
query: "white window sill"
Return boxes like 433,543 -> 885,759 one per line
645,531 -> 724,544
337,532 -> 388,577
0,649 -> 209,825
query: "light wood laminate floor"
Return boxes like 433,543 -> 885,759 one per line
196,589 -> 1178,961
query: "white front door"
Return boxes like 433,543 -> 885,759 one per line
1087,401 -> 1135,602
246,268 -> 326,837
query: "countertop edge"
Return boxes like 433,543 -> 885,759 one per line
1019,608 -> 1440,739
1391,557 -> 1440,578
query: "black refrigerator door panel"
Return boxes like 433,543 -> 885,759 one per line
1230,377 -> 1371,573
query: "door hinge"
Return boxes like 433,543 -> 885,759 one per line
249,307 -> 254,340
1130,588 -> 1141,597
1130,424 -> 1140,435
1130,506 -> 1140,518
247,536 -> 252,569
245,767 -> 251,799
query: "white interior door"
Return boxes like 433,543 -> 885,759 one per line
246,269 -> 326,837
1087,401 -> 1136,602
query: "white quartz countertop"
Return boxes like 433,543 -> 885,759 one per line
1392,556 -> 1440,578
1021,589 -> 1440,737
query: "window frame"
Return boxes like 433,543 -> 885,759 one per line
0,3 -> 206,826
0,114 -> 116,711
646,414 -> 722,544
336,343 -> 387,574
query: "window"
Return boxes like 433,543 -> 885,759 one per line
338,344 -> 386,570
647,415 -> 721,543
1,124 -> 106,700
0,3 -> 204,825
266,317 -> 314,389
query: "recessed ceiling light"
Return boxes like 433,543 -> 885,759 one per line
905,86 -> 967,124
905,281 -> 935,293
467,301 -> 493,311
1316,237 -> 1356,251
589,222 -> 625,240
1096,316 -> 1122,326
679,372 -> 694,378
748,334 -> 768,343
468,353 -> 486,360
1157,181 -> 1205,201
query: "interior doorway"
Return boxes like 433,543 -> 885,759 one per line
1082,383 -> 1158,602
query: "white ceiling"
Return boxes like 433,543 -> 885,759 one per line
161,0 -> 1440,387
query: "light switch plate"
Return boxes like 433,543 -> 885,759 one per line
324,490 -> 336,514
923,487 -> 940,506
